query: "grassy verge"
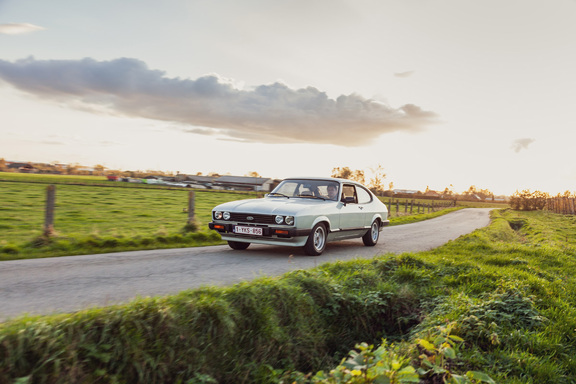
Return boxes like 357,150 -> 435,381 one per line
1,209 -> 576,383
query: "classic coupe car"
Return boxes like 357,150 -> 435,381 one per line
208,177 -> 389,255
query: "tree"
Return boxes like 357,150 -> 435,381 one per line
66,163 -> 79,175
331,167 -> 352,180
245,171 -> 261,178
462,185 -> 493,201
0,158 -> 6,172
509,190 -> 549,211
367,164 -> 386,193
331,167 -> 365,184
94,164 -> 106,176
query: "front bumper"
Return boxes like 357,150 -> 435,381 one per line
209,222 -> 311,247
209,222 -> 311,239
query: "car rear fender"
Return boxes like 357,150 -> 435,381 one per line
368,213 -> 390,229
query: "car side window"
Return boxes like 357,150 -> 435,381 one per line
356,186 -> 372,204
341,185 -> 357,203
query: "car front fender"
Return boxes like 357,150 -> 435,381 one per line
310,215 -> 333,232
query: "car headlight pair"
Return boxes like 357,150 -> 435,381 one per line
214,211 -> 293,225
276,215 -> 294,225
214,211 -> 230,220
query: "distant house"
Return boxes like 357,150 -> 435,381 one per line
215,176 -> 274,192
392,189 -> 419,195
176,175 -> 218,188
424,190 -> 440,198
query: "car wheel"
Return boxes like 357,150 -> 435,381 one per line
304,223 -> 327,256
362,220 -> 380,246
228,241 -> 250,250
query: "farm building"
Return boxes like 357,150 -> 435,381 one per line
214,176 -> 275,192
175,174 -> 276,191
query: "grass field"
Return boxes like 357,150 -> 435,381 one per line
0,175 -> 258,259
0,181 -> 255,243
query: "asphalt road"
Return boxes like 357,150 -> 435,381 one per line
0,208 -> 492,322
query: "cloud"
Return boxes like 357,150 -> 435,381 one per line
512,138 -> 535,153
0,57 -> 438,146
394,71 -> 415,78
0,23 -> 44,35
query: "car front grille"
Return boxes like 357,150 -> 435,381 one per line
229,212 -> 276,225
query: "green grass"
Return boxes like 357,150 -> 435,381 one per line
2,209 -> 576,383
0,171 -> 115,185
0,180 -> 257,259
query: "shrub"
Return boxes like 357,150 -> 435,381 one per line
509,190 -> 548,211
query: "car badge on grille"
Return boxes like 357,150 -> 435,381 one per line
246,216 -> 254,221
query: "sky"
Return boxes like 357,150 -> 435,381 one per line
1,0 -> 576,196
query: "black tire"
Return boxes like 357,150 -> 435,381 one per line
228,241 -> 250,250
362,220 -> 380,246
304,223 -> 327,256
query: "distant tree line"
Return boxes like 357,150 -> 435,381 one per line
330,165 -> 500,201
0,158 -> 177,179
509,190 -> 549,211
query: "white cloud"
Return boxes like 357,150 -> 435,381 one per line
0,23 -> 44,35
0,57 -> 438,146
511,138 -> 535,153
394,71 -> 415,78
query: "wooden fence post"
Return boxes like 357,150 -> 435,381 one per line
188,191 -> 196,224
44,185 -> 56,237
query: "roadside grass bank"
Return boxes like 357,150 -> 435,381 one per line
2,209 -> 576,383
0,179 -> 468,261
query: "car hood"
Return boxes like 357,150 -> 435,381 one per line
214,197 -> 331,215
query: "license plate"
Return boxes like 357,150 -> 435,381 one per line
234,226 -> 263,236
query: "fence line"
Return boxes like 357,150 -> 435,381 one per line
385,199 -> 455,217
546,197 -> 576,215
39,184 -> 197,237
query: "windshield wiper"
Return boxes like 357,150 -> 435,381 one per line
297,195 -> 326,200
267,192 -> 290,198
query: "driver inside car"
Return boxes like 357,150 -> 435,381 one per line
326,184 -> 339,201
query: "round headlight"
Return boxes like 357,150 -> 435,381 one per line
285,216 -> 294,225
214,211 -> 223,220
275,215 -> 284,224
223,212 -> 231,220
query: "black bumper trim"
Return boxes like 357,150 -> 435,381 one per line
209,222 -> 310,238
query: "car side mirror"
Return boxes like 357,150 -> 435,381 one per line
342,196 -> 355,205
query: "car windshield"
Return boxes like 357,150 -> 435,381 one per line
270,180 -> 340,200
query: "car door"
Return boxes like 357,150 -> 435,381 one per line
337,184 -> 366,235
355,185 -> 376,225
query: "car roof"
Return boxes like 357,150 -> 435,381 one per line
283,177 -> 362,185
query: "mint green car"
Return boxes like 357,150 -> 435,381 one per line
209,177 -> 389,256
